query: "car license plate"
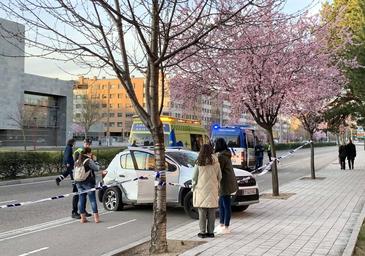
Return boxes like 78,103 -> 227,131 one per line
243,188 -> 256,195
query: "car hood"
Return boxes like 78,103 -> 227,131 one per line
179,165 -> 253,184
233,168 -> 253,177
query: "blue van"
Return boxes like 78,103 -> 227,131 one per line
211,124 -> 256,170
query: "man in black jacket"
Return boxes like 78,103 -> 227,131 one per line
346,139 -> 356,170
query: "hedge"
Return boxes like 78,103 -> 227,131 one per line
0,147 -> 125,180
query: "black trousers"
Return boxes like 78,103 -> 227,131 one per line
339,157 -> 346,170
348,157 -> 355,169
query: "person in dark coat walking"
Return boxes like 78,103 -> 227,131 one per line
214,138 -> 238,235
55,138 -> 75,186
338,144 -> 347,170
346,139 -> 356,170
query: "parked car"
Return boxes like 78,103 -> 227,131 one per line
97,147 -> 259,219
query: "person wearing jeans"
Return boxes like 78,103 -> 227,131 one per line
219,195 -> 232,228
75,147 -> 100,223
214,138 -> 238,234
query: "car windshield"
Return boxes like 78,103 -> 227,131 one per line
212,135 -> 241,147
166,151 -> 198,168
130,134 -> 169,146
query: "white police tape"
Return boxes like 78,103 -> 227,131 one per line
2,141 -> 312,208
161,140 -> 313,185
0,176 -> 148,209
250,140 -> 313,178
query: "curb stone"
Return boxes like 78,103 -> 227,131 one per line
101,237 -> 150,256
343,198 -> 365,256
0,175 -> 59,186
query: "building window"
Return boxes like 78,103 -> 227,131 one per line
117,122 -> 123,127
109,113 -> 115,117
118,94 -> 122,98
109,122 -> 115,127
75,104 -> 81,109
102,104 -> 107,108
117,104 -> 122,108
118,113 -> 123,117
102,113 -> 107,117
75,113 -> 81,118
102,94 -> 107,99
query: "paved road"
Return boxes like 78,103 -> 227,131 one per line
0,146 -> 340,256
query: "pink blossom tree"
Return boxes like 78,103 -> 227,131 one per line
171,7 -> 347,196
0,0 -> 270,253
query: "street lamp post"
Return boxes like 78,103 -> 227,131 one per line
33,117 -> 37,150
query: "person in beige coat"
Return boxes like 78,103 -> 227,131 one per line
192,144 -> 222,238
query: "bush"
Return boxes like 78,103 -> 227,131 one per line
0,151 -> 63,179
94,148 -> 125,168
0,147 -> 126,180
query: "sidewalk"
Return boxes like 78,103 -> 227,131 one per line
168,149 -> 365,256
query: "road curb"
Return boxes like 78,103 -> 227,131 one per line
101,236 -> 150,256
0,175 -> 58,186
342,198 -> 365,256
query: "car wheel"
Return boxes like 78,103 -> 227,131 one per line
183,191 -> 198,219
102,187 -> 123,211
231,205 -> 249,212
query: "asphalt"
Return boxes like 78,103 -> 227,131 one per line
103,148 -> 365,256
1,147 -> 364,256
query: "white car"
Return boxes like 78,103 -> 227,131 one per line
98,147 -> 259,219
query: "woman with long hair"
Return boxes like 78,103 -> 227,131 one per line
192,144 -> 221,238
214,138 -> 238,234
75,147 -> 100,223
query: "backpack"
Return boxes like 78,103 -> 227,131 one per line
73,158 -> 90,182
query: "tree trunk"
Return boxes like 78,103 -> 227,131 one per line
150,127 -> 168,254
267,128 -> 279,196
310,133 -> 315,179
22,128 -> 27,151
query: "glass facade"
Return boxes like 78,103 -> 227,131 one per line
23,93 -> 59,128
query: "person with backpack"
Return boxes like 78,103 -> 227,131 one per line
192,144 -> 222,238
214,138 -> 238,235
56,138 -> 92,219
74,147 -> 100,223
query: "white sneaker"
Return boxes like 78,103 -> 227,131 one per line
214,225 -> 224,234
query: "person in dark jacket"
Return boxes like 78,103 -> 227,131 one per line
214,138 -> 238,235
339,144 -> 347,170
75,147 -> 100,223
55,138 -> 75,186
254,141 -> 265,169
346,139 -> 356,170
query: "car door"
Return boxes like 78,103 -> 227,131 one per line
165,159 -> 179,203
133,151 -> 155,203
118,153 -> 138,201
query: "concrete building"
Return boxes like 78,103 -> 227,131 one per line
0,18 -> 73,147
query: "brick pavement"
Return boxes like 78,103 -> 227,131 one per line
168,147 -> 365,256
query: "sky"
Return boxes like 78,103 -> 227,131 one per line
21,0 -> 329,81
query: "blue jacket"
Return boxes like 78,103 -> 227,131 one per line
63,145 -> 75,168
